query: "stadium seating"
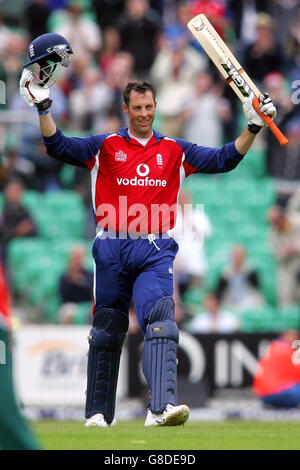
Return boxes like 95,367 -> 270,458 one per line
181,152 -> 285,330
3,145 -> 297,330
5,189 -> 93,322
22,190 -> 86,240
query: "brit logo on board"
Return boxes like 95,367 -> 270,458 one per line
115,150 -> 127,162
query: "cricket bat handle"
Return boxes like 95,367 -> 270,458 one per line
252,98 -> 288,146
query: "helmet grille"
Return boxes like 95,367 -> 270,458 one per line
46,45 -> 72,67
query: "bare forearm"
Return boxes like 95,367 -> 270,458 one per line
234,127 -> 257,155
39,111 -> 57,137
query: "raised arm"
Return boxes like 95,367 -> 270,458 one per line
234,128 -> 257,155
19,68 -> 105,168
39,111 -> 57,137
20,68 -> 57,137
176,93 -> 277,176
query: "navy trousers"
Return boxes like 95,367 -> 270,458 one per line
92,232 -> 179,335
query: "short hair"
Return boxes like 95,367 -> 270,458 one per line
123,81 -> 156,107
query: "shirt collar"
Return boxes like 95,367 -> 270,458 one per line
117,127 -> 165,143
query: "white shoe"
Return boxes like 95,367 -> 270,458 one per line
85,413 -> 117,427
144,404 -> 189,427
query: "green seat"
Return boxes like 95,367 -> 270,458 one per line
22,190 -> 43,213
183,287 -> 205,306
8,238 -> 50,291
44,190 -> 85,211
8,238 -> 48,266
240,306 -> 276,333
276,305 -> 300,331
241,149 -> 267,178
29,262 -> 65,322
52,239 -> 93,269
254,264 -> 278,305
62,208 -> 86,239
35,210 -> 85,240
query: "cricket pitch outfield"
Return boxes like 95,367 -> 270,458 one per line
31,420 -> 300,450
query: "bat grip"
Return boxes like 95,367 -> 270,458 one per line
252,98 -> 288,146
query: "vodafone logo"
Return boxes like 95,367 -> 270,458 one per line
116,163 -> 167,188
137,164 -> 150,177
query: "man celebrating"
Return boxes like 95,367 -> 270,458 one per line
19,33 -> 276,428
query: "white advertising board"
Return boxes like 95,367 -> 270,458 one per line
13,325 -> 128,407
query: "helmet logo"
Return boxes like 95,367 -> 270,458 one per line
29,44 -> 35,58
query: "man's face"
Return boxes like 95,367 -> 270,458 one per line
123,90 -> 156,138
5,182 -> 23,205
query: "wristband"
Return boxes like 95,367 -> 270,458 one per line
35,97 -> 52,112
38,110 -> 50,115
247,122 -> 262,134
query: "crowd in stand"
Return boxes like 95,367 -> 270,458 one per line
1,0 -> 300,331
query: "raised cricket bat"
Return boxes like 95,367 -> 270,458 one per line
187,14 -> 288,146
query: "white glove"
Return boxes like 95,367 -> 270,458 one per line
243,93 -> 277,129
20,68 -> 52,111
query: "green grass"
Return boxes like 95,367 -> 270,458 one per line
31,420 -> 300,450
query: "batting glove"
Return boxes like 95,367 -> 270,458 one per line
243,93 -> 277,134
20,68 -> 52,113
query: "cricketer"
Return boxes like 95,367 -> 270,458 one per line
19,32 -> 276,428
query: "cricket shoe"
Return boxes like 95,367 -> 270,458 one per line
85,413 -> 117,428
144,404 -> 189,427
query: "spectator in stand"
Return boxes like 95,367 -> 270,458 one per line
0,11 -> 12,55
0,147 -> 31,190
106,51 -> 135,126
0,32 -> 27,106
92,0 -> 125,30
54,1 -> 102,56
170,189 -> 212,299
116,0 -> 161,78
181,70 -> 232,147
191,0 -> 229,39
243,13 -> 285,86
228,0 -> 268,47
268,204 -> 300,306
253,330 -> 300,408
58,244 -> 94,324
271,122 -> 300,181
286,185 -> 300,231
164,2 -> 193,50
186,292 -> 239,334
215,245 -> 265,312
98,27 -> 121,77
24,0 -> 51,41
60,51 -> 92,97
270,0 -> 300,58
262,72 -> 296,179
0,178 -> 38,272
151,38 -> 206,137
68,67 -> 114,132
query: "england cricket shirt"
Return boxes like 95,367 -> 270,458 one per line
43,127 -> 244,234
